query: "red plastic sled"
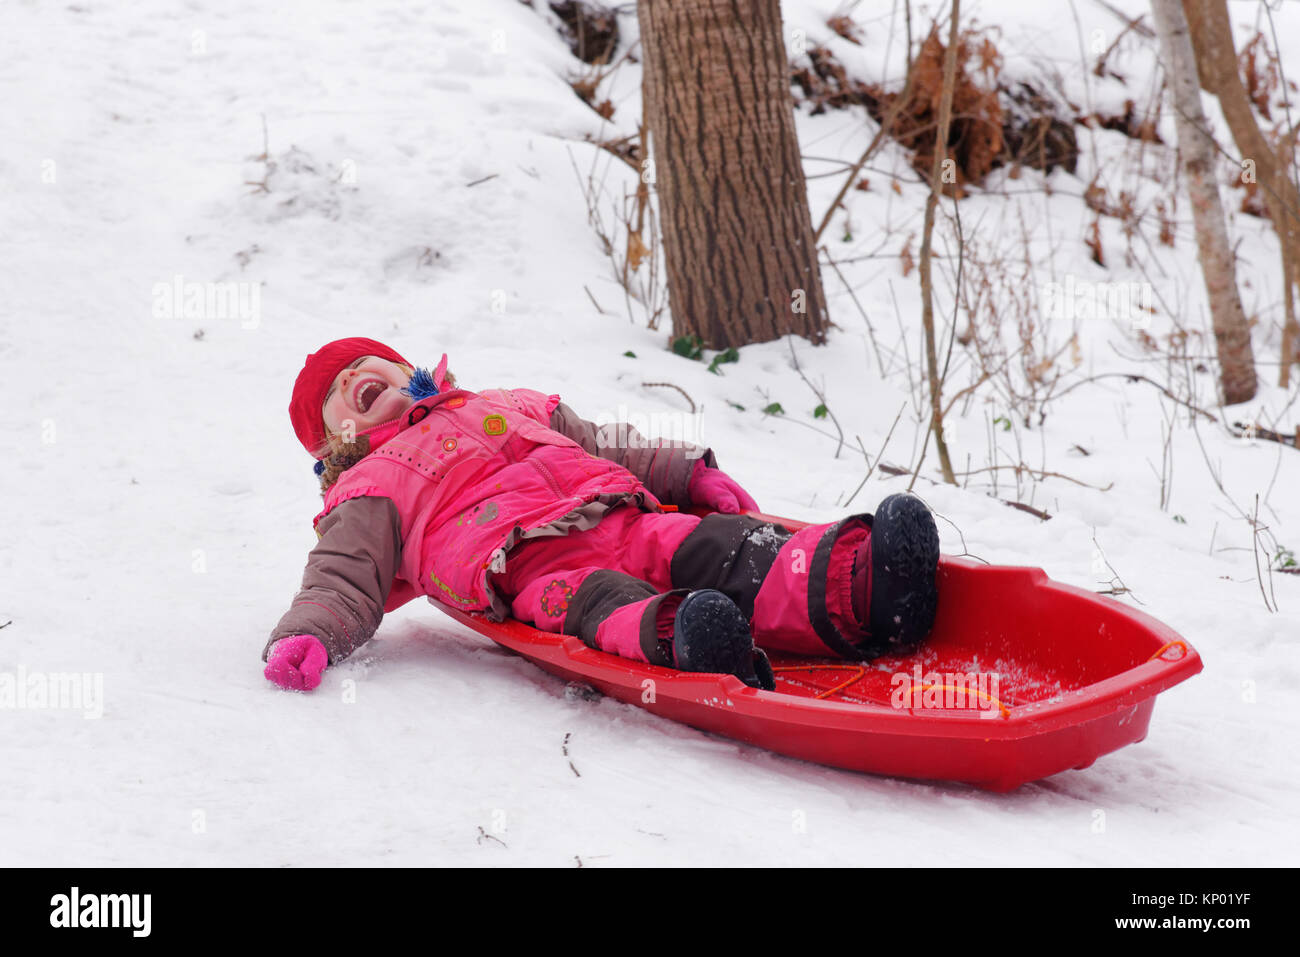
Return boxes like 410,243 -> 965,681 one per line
442,510 -> 1202,791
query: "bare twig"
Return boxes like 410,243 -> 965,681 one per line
1092,532 -> 1145,604
243,113 -> 272,193
812,31 -> 920,243
786,337 -> 845,458
1231,421 -> 1298,450
927,503 -> 994,562
822,254 -> 888,379
1187,392 -> 1284,609
1003,500 -> 1052,521
1251,495 -> 1276,613
640,381 -> 696,413
1051,372 -> 1219,423
845,404 -> 907,508
907,417 -> 932,493
584,285 -> 610,315
951,463 -> 1114,491
566,135 -> 668,330
562,731 -> 581,777
1090,0 -> 1156,38
1093,11 -> 1148,76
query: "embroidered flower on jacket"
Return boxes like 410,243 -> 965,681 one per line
540,578 -> 575,619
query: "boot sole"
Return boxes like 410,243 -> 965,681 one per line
865,493 -> 940,657
673,589 -> 769,688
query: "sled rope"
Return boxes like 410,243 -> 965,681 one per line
898,683 -> 1011,718
771,664 -> 867,699
1147,640 -> 1188,662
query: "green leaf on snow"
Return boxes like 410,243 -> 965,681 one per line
707,347 -> 739,374
670,335 -> 704,360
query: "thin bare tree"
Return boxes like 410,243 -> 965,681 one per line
918,2 -> 961,486
1184,0 -> 1300,388
1151,0 -> 1257,404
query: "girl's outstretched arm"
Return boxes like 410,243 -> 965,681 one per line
547,400 -> 716,506
262,495 -> 403,668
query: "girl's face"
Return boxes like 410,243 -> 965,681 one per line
321,355 -> 414,439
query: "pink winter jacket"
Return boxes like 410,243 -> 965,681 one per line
262,386 -> 716,665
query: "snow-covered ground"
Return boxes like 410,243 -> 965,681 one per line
2,0 -> 1297,865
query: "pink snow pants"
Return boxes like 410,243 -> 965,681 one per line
492,503 -> 873,667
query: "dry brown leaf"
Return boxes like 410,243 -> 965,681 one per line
626,229 -> 648,272
827,15 -> 863,45
1086,217 -> 1105,267
900,235 -> 915,277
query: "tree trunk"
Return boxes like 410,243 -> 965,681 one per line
638,0 -> 829,349
1184,0 -> 1300,387
1151,0 -> 1258,404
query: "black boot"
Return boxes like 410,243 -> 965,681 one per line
853,493 -> 940,658
672,589 -> 775,690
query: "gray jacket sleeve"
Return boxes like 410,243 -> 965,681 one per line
262,495 -> 404,665
548,400 -> 717,506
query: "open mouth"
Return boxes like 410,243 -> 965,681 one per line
353,378 -> 387,414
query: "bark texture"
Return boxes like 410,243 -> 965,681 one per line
1151,0 -> 1258,404
638,0 -> 828,349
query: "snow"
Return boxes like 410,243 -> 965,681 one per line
1,0 -> 1297,865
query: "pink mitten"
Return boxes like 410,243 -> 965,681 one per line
688,458 -> 760,514
264,634 -> 328,691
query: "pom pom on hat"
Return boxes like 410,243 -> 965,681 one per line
400,367 -> 440,401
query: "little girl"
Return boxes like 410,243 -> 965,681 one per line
263,337 -> 941,692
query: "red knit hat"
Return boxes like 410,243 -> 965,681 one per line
289,337 -> 411,456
